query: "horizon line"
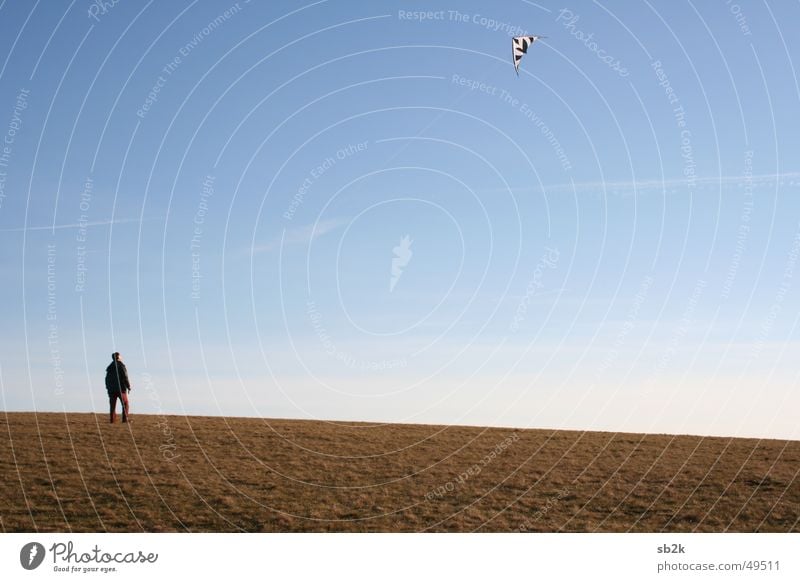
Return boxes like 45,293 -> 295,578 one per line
2,408 -> 795,442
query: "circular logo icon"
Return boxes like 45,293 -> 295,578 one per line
20,542 -> 46,570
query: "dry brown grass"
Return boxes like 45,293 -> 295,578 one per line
0,412 -> 797,532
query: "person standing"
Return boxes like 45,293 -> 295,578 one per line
105,352 -> 131,423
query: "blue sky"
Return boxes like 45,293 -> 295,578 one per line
1,1 -> 798,439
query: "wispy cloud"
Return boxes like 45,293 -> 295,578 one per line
250,217 -> 349,254
543,171 -> 800,195
545,172 -> 800,193
480,171 -> 800,197
0,216 -> 163,233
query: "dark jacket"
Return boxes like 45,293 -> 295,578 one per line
105,360 -> 130,394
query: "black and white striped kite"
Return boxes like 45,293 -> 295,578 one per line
512,35 -> 544,74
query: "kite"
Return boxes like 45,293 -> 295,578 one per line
512,35 -> 544,74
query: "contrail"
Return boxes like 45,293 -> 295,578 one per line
0,216 -> 163,233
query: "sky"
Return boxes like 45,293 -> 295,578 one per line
0,0 -> 798,439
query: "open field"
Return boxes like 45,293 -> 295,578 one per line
0,412 -> 797,532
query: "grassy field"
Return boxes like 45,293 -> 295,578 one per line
0,411 -> 797,532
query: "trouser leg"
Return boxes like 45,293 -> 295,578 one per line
120,392 -> 129,422
109,393 -> 118,423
